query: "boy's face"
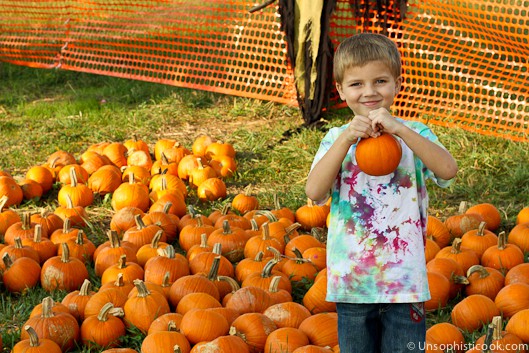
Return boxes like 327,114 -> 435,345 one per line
335,60 -> 402,117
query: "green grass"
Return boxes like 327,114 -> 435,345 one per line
1,62 -> 529,352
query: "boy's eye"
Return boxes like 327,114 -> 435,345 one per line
376,79 -> 388,84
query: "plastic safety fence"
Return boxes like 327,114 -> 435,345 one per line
0,0 -> 299,105
1,1 -> 528,141
330,0 -> 529,141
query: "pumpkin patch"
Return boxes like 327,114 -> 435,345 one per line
1,133 -> 528,353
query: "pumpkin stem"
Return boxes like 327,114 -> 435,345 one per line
79,279 -> 92,296
134,214 -> 147,230
261,258 -> 278,278
24,325 -> 41,347
207,256 -> 222,281
450,238 -> 463,254
0,195 -> 8,211
221,204 -> 231,216
187,205 -> 197,218
173,345 -> 182,353
151,230 -> 164,248
311,227 -> 328,243
268,275 -> 283,293
477,221 -> 487,236
97,302 -> 115,322
466,265 -> 490,279
218,275 -> 240,294
14,236 -> 24,249
162,202 -> 173,214
451,274 -> 470,285
250,218 -> 259,231
117,254 -> 127,269
222,220 -> 232,234
132,279 -> 151,298
162,271 -> 172,288
229,325 -> 246,341
2,252 -> 13,269
41,296 -> 56,318
22,212 -> 32,230
491,316 -> 503,341
108,230 -> 121,248
33,224 -> 43,242
267,246 -> 283,263
482,322 -> 495,353
62,218 -> 72,233
212,242 -> 223,255
261,222 -> 271,240
69,167 -> 78,187
167,320 -> 178,332
60,242 -> 71,263
254,251 -> 265,262
497,231 -> 507,250
75,230 -> 86,245
158,245 -> 176,259
114,273 -> 125,287
256,210 -> 278,223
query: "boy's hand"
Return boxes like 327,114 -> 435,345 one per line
344,115 -> 380,143
368,108 -> 401,135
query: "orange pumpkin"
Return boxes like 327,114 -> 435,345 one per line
481,231 -> 525,273
450,294 -> 500,332
465,202 -> 502,232
13,325 -> 62,353
264,327 -> 310,353
355,133 -> 402,176
425,322 -> 465,353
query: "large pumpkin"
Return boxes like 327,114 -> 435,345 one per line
355,133 -> 402,176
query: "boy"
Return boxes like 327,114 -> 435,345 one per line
305,33 -> 458,353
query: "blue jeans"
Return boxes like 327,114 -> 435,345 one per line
336,302 -> 426,353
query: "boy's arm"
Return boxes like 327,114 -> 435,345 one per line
394,125 -> 458,180
306,115 -> 375,202
305,133 -> 352,203
369,108 -> 458,181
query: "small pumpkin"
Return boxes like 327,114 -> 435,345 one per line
231,184 -> 259,214
123,279 -> 171,334
481,231 -> 524,273
494,282 -> 529,319
179,308 -> 229,345
229,312 -> 277,353
465,202 -> 502,232
450,294 -> 500,332
264,327 -> 310,353
355,132 -> 402,176
21,297 -> 80,352
295,199 -> 329,231
465,265 -> 505,301
505,309 -> 529,343
197,177 -> 227,202
80,302 -> 126,348
13,325 -> 62,353
2,252 -> 41,294
40,243 -> 89,292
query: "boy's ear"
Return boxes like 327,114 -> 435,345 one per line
336,82 -> 345,100
395,76 -> 403,94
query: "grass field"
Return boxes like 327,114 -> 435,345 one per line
1,62 -> 529,352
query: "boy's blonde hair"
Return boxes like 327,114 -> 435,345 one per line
333,33 -> 402,84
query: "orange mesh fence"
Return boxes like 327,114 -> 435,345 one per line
1,0 -> 528,141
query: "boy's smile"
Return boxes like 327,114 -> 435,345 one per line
336,60 -> 402,117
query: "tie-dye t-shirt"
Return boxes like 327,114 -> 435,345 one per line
310,119 -> 453,303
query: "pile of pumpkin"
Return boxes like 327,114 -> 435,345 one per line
0,134 -> 336,353
425,202 -> 529,352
